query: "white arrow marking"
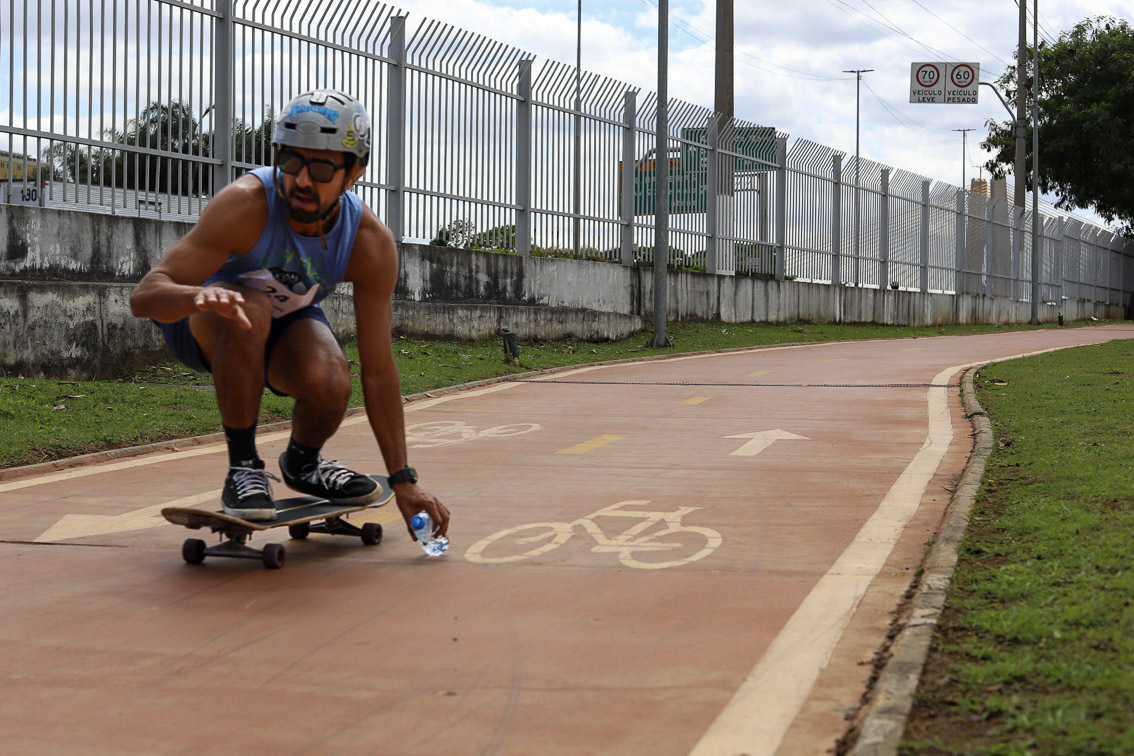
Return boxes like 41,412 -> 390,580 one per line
724,430 -> 810,457
35,490 -> 221,543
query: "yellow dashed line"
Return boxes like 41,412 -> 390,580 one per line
820,358 -> 847,363
349,510 -> 403,527
902,348 -> 926,352
555,435 -> 628,455
679,396 -> 711,406
746,370 -> 772,378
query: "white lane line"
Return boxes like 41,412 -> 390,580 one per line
688,362 -> 961,756
687,346 -> 1101,755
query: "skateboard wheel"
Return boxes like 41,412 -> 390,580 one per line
288,522 -> 311,540
262,543 -> 285,569
361,522 -> 383,546
182,538 -> 207,564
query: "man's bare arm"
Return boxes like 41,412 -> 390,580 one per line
347,208 -> 450,538
129,175 -> 267,326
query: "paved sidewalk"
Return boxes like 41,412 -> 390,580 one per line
2,325 -> 1130,755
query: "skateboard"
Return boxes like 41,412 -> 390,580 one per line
162,475 -> 394,569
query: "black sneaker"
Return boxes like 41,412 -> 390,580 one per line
279,453 -> 380,505
222,460 -> 279,521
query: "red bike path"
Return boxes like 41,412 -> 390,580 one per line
1,324 -> 1130,755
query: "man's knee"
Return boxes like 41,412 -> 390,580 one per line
299,358 -> 352,409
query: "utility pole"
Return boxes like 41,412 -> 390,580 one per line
651,0 -> 672,347
953,128 -> 974,191
843,69 -> 872,286
1030,0 -> 1041,324
714,0 -> 734,275
715,0 -> 733,123
573,0 -> 582,259
1014,0 -> 1027,210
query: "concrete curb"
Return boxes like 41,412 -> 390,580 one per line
850,366 -> 994,755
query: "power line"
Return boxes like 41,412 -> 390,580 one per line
830,0 -> 954,60
861,80 -> 953,143
1011,0 -> 1058,44
635,0 -> 844,81
903,0 -> 1011,66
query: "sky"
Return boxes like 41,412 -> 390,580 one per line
383,0 -> 1133,219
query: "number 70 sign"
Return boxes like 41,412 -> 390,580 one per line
909,62 -> 980,104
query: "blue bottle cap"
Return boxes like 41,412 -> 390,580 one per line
411,514 -> 427,530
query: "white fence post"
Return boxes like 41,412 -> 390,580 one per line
918,181 -> 930,293
384,15 -> 406,242
774,136 -> 787,281
831,153 -> 842,286
620,91 -> 637,266
954,191 -> 965,296
516,58 -> 532,256
706,114 -> 720,275
1056,217 -> 1066,305
212,0 -> 234,193
879,168 -> 890,288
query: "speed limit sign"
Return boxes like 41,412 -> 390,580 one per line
909,62 -> 944,102
946,63 -> 979,103
910,62 -> 980,104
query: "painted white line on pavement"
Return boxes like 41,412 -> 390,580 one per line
687,347 -> 1088,756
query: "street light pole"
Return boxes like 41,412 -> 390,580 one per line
843,69 -> 872,286
953,128 -> 974,191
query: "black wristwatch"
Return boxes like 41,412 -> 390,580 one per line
388,466 -> 419,486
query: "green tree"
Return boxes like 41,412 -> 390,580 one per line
234,106 -> 277,169
430,219 -> 476,248
39,141 -> 104,183
108,100 -> 208,195
982,16 -> 1134,230
470,224 -> 516,251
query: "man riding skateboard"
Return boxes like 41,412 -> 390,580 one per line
130,88 -> 449,543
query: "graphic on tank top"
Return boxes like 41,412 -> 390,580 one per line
233,247 -> 325,318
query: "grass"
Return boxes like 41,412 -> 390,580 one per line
901,338 -> 1134,755
0,319 -> 1112,471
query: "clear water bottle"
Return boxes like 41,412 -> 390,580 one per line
410,511 -> 449,557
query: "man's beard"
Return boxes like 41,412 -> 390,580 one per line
285,187 -> 337,224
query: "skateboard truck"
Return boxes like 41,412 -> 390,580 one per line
182,531 -> 286,569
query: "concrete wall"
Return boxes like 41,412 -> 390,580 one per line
1,205 -> 1126,379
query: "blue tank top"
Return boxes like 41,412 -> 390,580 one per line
205,166 -> 362,318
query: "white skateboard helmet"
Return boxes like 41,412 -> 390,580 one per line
272,89 -> 371,167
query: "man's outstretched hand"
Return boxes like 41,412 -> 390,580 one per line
194,286 -> 253,330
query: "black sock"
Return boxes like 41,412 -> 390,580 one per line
223,423 -> 259,467
284,438 -> 321,472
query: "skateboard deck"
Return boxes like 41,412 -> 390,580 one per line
163,475 -> 394,569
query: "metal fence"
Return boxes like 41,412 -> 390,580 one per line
2,0 -> 1131,308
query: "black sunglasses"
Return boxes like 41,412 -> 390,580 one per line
277,148 -> 346,183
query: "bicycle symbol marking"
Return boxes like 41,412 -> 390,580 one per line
406,420 -> 541,449
465,500 -> 723,570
